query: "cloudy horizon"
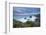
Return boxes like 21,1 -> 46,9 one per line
13,7 -> 40,23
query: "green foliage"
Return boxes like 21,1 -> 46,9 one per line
13,19 -> 34,28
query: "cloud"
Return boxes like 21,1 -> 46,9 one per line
15,8 -> 23,12
31,16 -> 37,21
14,8 -> 27,12
16,18 -> 27,23
16,16 -> 37,23
14,13 -> 40,16
13,7 -> 40,14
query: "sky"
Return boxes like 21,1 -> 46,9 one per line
13,7 -> 40,22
